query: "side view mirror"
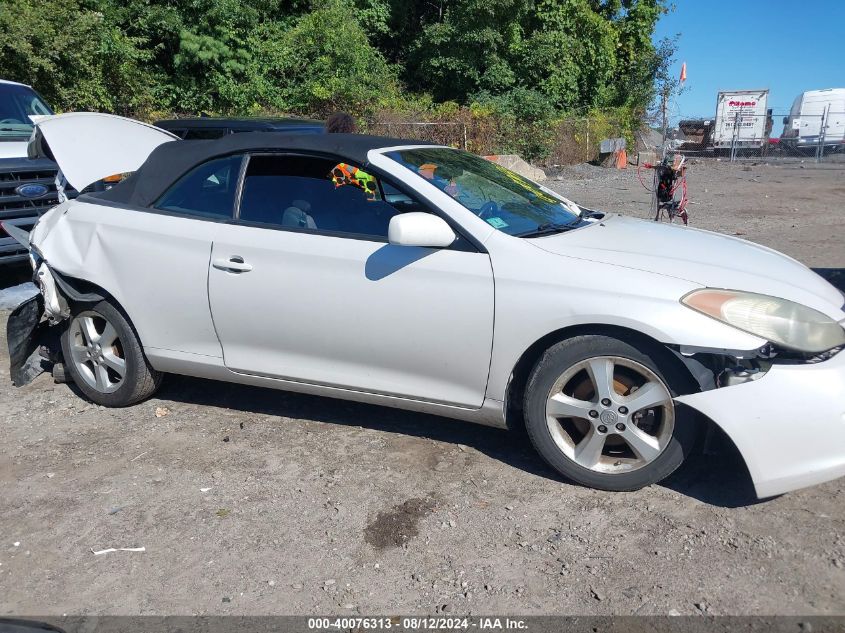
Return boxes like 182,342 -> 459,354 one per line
782,117 -> 788,125
388,212 -> 456,248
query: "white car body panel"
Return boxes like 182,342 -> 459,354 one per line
208,224 -> 494,407
146,347 -> 507,426
388,212 -> 456,247
479,229 -> 773,403
35,200 -> 223,359
27,113 -> 177,191
531,215 -> 844,319
677,349 -> 845,498
20,121 -> 845,498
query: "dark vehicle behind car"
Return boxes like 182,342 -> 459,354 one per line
153,117 -> 325,140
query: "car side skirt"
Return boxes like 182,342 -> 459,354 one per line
146,347 -> 508,428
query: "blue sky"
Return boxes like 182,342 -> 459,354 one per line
652,0 -> 845,120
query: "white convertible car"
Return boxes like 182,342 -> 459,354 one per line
5,113 -> 845,498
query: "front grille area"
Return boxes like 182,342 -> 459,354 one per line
0,157 -> 84,262
0,158 -> 79,223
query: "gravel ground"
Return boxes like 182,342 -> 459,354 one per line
547,159 -> 845,267
0,159 -> 843,616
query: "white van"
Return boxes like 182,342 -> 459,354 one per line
781,88 -> 845,149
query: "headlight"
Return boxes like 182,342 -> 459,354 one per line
682,289 -> 845,353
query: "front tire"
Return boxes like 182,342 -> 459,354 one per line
523,334 -> 699,491
61,300 -> 162,406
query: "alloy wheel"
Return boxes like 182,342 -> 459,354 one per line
545,356 -> 675,474
67,313 -> 127,394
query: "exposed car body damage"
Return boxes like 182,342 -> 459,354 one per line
5,113 -> 845,499
7,294 -> 48,385
34,199 -> 225,360
677,350 -> 845,498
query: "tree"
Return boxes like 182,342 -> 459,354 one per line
245,0 -> 400,115
404,0 -> 669,114
0,0 -> 152,113
609,0 -> 672,114
517,0 -> 618,111
0,0 -> 672,121
647,35 -> 684,139
406,0 -> 525,102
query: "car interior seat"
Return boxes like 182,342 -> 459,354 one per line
281,199 -> 317,229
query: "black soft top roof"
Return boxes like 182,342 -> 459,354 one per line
94,132 -> 437,208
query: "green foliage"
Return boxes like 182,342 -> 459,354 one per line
244,0 -> 399,116
408,0 -> 669,115
471,87 -> 555,122
352,0 -> 392,38
0,0 -> 672,153
0,0 -> 153,114
519,0 -> 619,110
406,0 -> 525,102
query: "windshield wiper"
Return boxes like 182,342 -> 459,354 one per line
516,219 -> 582,238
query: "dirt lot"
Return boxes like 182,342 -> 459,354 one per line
549,159 -> 845,267
0,160 -> 843,616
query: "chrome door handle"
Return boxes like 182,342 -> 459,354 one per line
212,256 -> 253,273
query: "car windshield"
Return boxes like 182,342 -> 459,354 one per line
0,83 -> 53,139
385,147 -> 583,236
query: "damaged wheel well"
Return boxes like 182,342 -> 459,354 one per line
47,269 -> 145,350
502,324 -> 757,490
50,269 -> 110,305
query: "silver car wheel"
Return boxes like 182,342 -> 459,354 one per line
67,313 -> 126,394
545,356 -> 675,474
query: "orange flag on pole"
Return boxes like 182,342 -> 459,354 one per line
680,62 -> 687,84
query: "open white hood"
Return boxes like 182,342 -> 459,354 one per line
28,113 -> 178,192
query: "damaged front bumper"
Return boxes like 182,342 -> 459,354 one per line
6,261 -> 67,386
677,349 -> 845,498
7,293 -> 49,385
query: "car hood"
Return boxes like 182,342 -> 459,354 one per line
28,113 -> 178,192
533,214 -> 845,319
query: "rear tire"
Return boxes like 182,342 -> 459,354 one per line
61,300 -> 162,406
523,334 -> 699,491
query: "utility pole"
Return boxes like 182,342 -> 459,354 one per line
661,85 -> 669,145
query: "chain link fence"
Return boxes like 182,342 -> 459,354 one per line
365,110 -> 845,167
364,113 -> 632,167
674,110 -> 845,163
